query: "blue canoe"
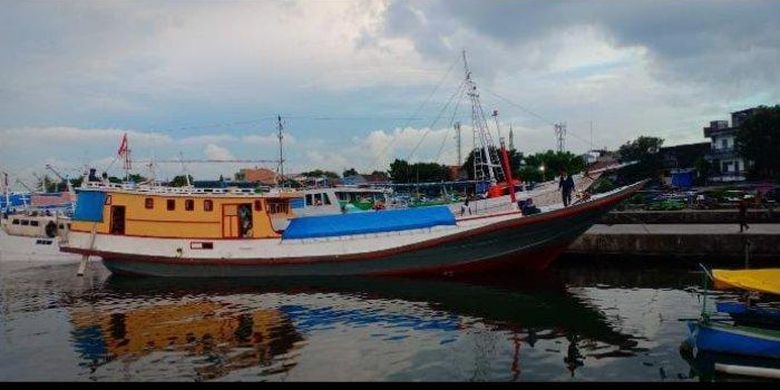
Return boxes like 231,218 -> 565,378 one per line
717,302 -> 780,328
687,320 -> 780,359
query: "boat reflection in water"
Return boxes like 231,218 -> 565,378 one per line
67,272 -> 644,381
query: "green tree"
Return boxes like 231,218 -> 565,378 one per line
735,105 -> 780,180
127,173 -> 147,184
170,175 -> 194,187
301,169 -> 340,179
388,159 -> 451,183
618,136 -> 664,182
234,170 -> 246,181
694,157 -> 712,185
342,168 -> 359,177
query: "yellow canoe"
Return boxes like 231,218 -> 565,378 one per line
712,268 -> 780,295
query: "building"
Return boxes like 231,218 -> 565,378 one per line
658,142 -> 710,187
703,107 -> 757,182
238,168 -> 278,186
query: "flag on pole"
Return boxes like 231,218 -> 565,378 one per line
117,133 -> 128,156
117,133 -> 131,171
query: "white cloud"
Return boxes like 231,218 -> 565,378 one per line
180,134 -> 238,145
204,144 -> 235,160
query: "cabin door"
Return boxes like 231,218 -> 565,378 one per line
222,204 -> 253,238
109,206 -> 125,235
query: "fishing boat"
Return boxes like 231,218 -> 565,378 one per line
59,51 -> 647,277
58,178 -> 643,277
716,302 -> 780,329
711,268 -> 780,296
0,210 -> 82,262
686,320 -> 780,359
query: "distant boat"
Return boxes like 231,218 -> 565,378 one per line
687,320 -> 780,359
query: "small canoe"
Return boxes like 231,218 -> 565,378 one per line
711,269 -> 780,296
716,302 -> 780,328
687,320 -> 780,359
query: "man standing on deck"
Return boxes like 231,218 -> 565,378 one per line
559,171 -> 575,207
739,197 -> 750,232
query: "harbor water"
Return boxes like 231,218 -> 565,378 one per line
0,256 -> 770,381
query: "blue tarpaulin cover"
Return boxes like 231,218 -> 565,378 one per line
282,205 -> 456,240
73,190 -> 107,222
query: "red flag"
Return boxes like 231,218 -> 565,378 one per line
117,133 -> 128,156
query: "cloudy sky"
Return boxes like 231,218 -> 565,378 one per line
1,0 -> 778,187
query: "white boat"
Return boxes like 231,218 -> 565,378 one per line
0,211 -> 82,262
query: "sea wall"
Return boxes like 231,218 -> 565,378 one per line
600,209 -> 780,224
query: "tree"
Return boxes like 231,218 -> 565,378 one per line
618,136 -> 664,182
342,168 -> 359,177
170,175 -> 194,187
127,173 -> 147,184
694,157 -> 712,185
735,105 -> 780,180
301,169 -> 340,179
234,171 -> 246,181
388,159 -> 451,183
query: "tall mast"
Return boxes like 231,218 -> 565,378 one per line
277,115 -> 285,189
462,49 -> 503,186
454,121 -> 462,168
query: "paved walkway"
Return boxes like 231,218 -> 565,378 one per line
585,224 -> 780,235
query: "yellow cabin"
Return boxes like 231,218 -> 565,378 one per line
70,184 -> 300,240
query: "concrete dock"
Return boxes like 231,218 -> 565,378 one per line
568,223 -> 780,260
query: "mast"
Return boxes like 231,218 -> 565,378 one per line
277,115 -> 285,189
462,49 -> 504,187
454,121 -> 462,168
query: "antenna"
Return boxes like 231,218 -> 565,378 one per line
554,122 -> 567,153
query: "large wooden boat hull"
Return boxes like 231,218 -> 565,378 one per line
61,182 -> 644,277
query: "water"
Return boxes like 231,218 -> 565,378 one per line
0,257 -> 771,381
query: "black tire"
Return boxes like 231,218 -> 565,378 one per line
45,221 -> 57,238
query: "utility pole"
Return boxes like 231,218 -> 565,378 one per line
277,115 -> 285,189
454,121 -> 462,168
554,122 -> 567,153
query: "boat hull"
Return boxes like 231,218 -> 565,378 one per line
687,321 -> 780,359
63,182 -> 644,277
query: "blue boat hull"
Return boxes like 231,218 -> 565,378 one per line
687,321 -> 780,359
717,302 -> 780,329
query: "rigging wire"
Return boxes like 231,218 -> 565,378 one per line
405,78 -> 466,162
372,54 -> 462,171
482,87 -> 603,149
434,85 -> 466,164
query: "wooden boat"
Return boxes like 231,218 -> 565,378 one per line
58,179 -> 644,277
711,269 -> 780,296
716,302 -> 780,328
686,320 -> 780,359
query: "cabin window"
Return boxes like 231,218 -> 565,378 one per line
305,194 -> 313,206
185,199 -> 195,211
105,195 -> 112,205
12,219 -> 19,225
145,198 -> 154,209
21,220 -> 29,226
30,220 -> 39,227
267,201 -> 289,214
313,193 -> 323,206
204,200 -> 213,212
59,224 -> 65,230
167,199 -> 176,211
324,193 -> 332,205
254,200 -> 262,211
